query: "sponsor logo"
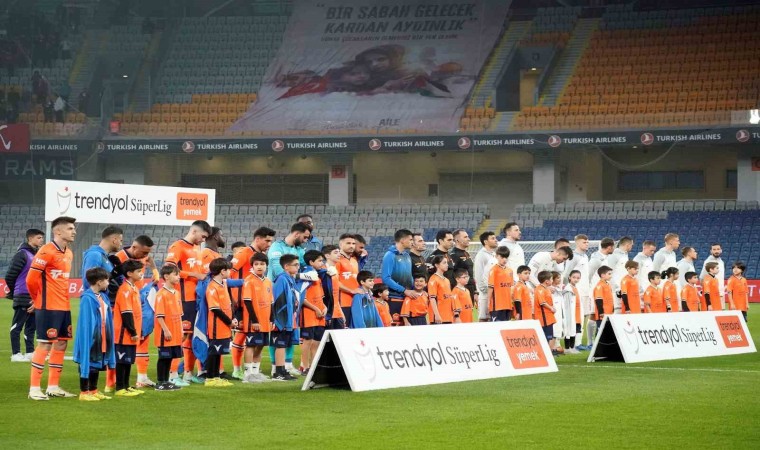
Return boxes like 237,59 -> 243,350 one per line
95,142 -> 105,153
750,109 -> 760,125
214,345 -> 222,352
176,193 -> 209,221
182,320 -> 192,331
500,329 -> 549,369
736,129 -> 750,143
57,186 -> 72,214
547,135 -> 561,148
640,133 -> 655,145
368,139 -> 382,151
182,141 -> 195,153
46,328 -> 58,339
715,315 -> 749,348
0,124 -> 12,150
622,320 -> 640,354
272,140 -> 285,152
353,340 -> 377,382
457,137 -> 471,150
50,270 -> 70,280
117,352 -> 126,359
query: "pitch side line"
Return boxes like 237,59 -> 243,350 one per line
558,363 -> 760,374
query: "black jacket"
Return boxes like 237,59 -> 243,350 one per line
5,242 -> 38,307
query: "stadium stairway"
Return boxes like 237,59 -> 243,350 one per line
68,29 -> 110,109
489,111 -> 519,132
128,30 -> 170,113
469,21 -> 531,109
538,18 -> 599,107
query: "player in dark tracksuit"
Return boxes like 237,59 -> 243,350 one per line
6,229 -> 45,359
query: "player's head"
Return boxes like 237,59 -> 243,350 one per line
517,265 -> 531,281
130,235 -> 154,259
503,222 -> 521,241
685,271 -> 698,284
321,244 -> 340,264
304,249 -> 325,269
188,220 -> 212,245
209,257 -> 231,277
353,234 -> 366,256
642,240 -> 656,257
412,233 -> 427,253
554,238 -> 570,250
85,267 -> 110,290
413,275 -> 427,291
372,283 -> 389,299
625,260 -> 639,274
453,229 -> 470,249
648,271 -> 661,285
123,259 -> 144,282
574,234 -> 589,252
230,241 -> 246,257
288,222 -> 309,246
25,228 -> 44,248
682,246 -> 696,260
495,245 -> 510,264
600,237 -> 615,254
297,214 -> 314,231
51,216 -> 76,243
554,246 -> 573,262
394,229 -> 413,249
253,227 -> 276,253
617,236 -> 633,252
339,233 -> 357,255
160,264 -> 180,284
430,254 -> 449,273
100,226 -> 124,253
709,243 -> 722,258
732,261 -> 746,275
207,226 -> 225,249
251,252 -> 268,277
661,267 -> 678,280
279,254 -> 300,275
357,270 -> 375,289
598,265 -> 613,280
435,230 -> 454,251
568,269 -> 581,285
551,271 -> 561,285
705,262 -> 719,274
537,271 -> 552,285
479,231 -> 498,249
664,233 -> 680,250
454,268 -> 469,286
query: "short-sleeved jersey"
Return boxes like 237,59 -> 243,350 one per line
681,284 -> 701,312
326,271 -> 345,320
620,275 -> 641,314
336,253 -> 359,308
154,287 -> 183,347
453,286 -> 474,323
302,279 -> 327,328
513,281 -> 532,320
428,273 -> 459,323
114,280 -> 141,345
206,279 -> 233,339
165,239 -> 203,302
488,264 -> 514,312
375,300 -> 392,327
726,275 -> 749,311
27,241 -> 73,311
242,274 -> 273,333
702,275 -> 720,310
230,245 -> 264,305
400,292 -> 429,318
662,280 -> 679,312
201,247 -> 221,273
593,280 -> 614,319
534,285 -> 556,327
644,285 -> 666,313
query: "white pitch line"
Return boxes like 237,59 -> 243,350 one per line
558,364 -> 760,374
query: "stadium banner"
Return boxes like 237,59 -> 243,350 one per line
1,154 -> 76,180
1,278 -> 83,297
302,320 -> 557,392
97,127 -> 760,154
588,311 -> 756,364
44,179 -> 216,226
0,124 -> 31,153
229,0 -> 511,134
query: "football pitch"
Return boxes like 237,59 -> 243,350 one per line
0,300 -> 758,449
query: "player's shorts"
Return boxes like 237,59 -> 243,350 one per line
407,316 -> 428,326
490,310 -> 512,322
158,345 -> 182,360
271,329 -> 295,348
35,309 -> 72,341
576,323 -> 582,334
245,332 -> 270,347
388,300 -> 403,317
542,325 -> 554,340
114,344 -> 137,364
182,301 -> 196,333
208,338 -> 231,355
328,318 -> 346,330
301,326 -> 325,341
341,306 -> 352,325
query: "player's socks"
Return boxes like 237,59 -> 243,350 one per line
285,345 -> 294,363
231,333 -> 245,368
182,337 -> 197,377
47,348 -> 66,387
106,367 -> 116,390
171,358 -> 180,373
30,346 -> 50,389
252,362 -> 261,374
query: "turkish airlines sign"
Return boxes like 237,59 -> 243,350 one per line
589,311 -> 755,364
0,124 -> 31,153
303,321 -> 557,392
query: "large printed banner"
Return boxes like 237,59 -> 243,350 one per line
230,0 -> 510,134
45,179 -> 216,226
589,311 -> 756,364
303,321 -> 557,392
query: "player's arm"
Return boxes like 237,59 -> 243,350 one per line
4,249 -> 28,298
620,279 -> 631,313
651,252 -> 663,272
681,290 -> 690,312
562,257 -> 578,284
726,280 -> 735,310
594,286 -> 605,318
643,290 -> 652,313
513,286 -> 522,318
26,250 -> 52,300
208,291 -> 233,326
528,257 -> 541,287
155,296 -> 172,340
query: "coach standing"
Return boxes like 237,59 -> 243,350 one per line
426,230 -> 455,287
381,229 -> 418,325
6,229 -> 45,362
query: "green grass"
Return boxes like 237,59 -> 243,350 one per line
1,300 -> 758,449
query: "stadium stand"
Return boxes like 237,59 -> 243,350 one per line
512,4 -> 760,131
